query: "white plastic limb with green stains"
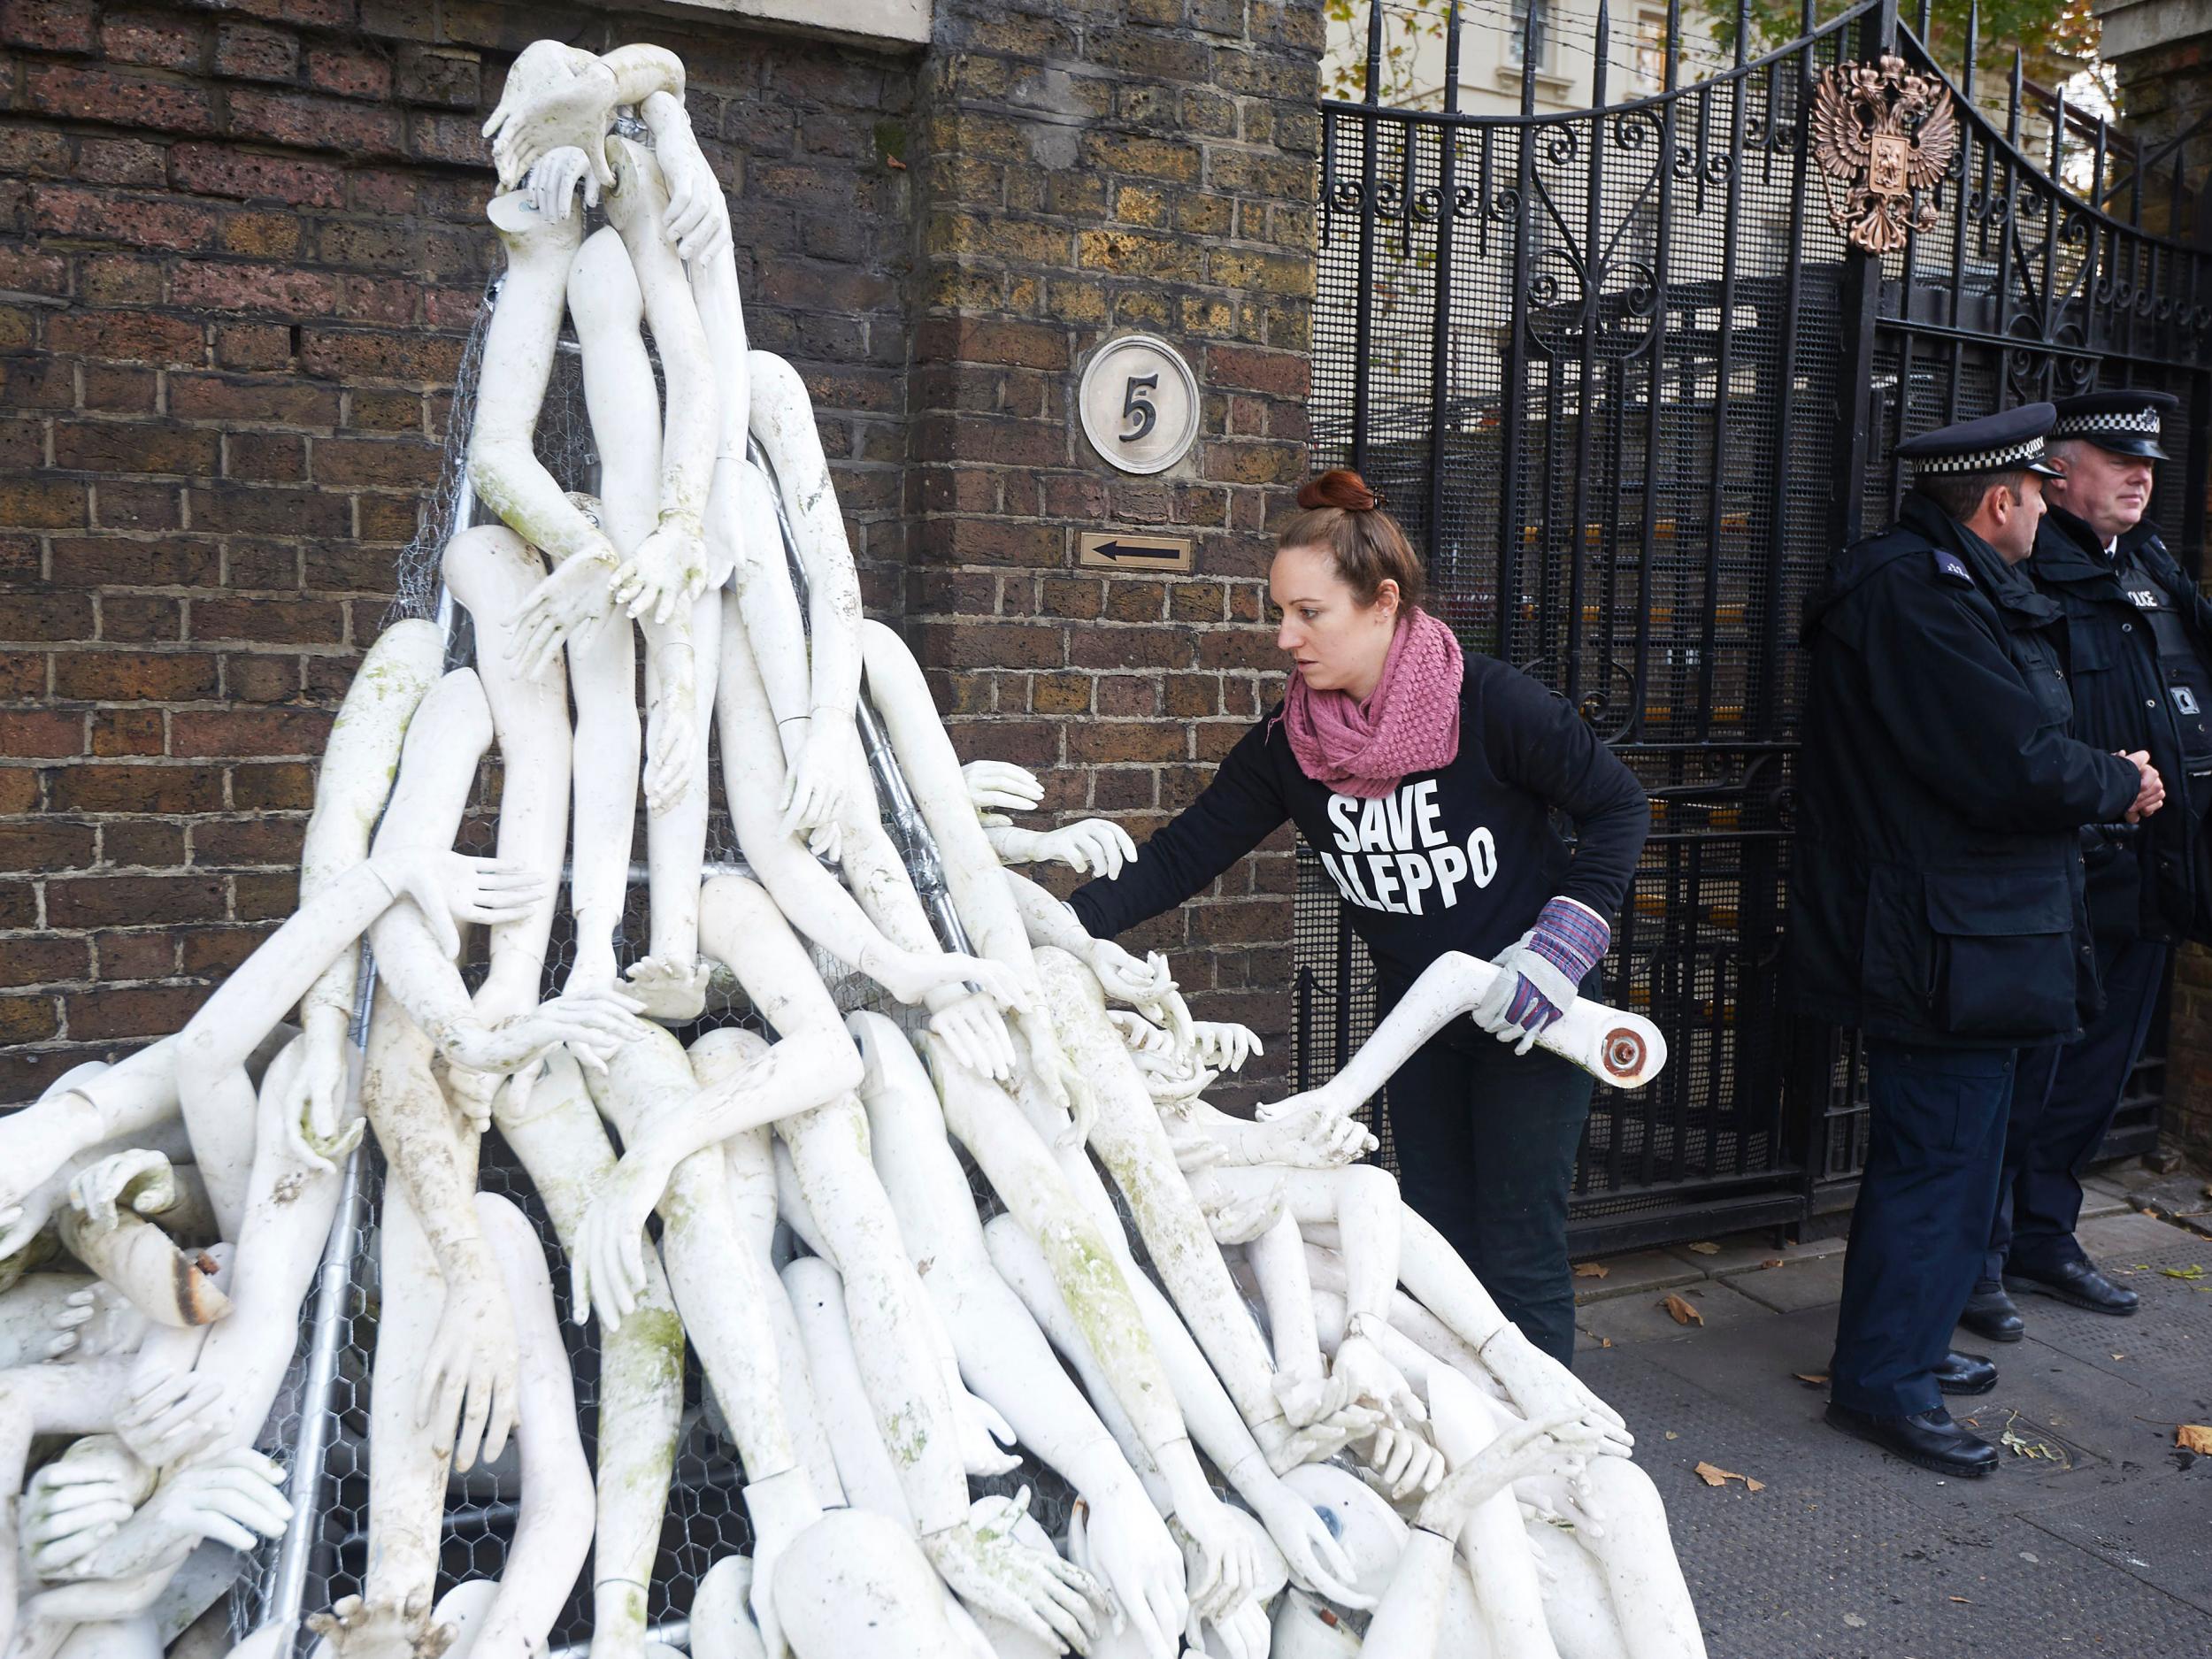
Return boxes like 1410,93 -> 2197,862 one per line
848,1011 -> 1187,1659
438,527 -> 570,1035
746,352 -> 866,852
461,1194 -> 595,1659
772,1509 -> 980,1659
709,595 -> 1027,1036
467,188 -> 620,672
286,618 -> 444,1158
1029,950 -> 1302,1455
488,1050 -> 681,1659
780,1257 -> 1101,1657
856,623 -> 1093,1133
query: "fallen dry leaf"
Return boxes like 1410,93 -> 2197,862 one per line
2177,1425 -> 2212,1454
1694,1462 -> 1763,1491
2161,1264 -> 2204,1280
1663,1431 -> 1678,1440
1661,1293 -> 1705,1325
1687,1241 -> 1721,1255
1761,1257 -> 1786,1268
1949,1596 -> 1971,1604
1597,1335 -> 1613,1348
1843,1614 -> 1867,1630
1793,1371 -> 1830,1386
1574,1263 -> 1610,1279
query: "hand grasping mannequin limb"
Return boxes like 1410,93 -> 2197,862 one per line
780,1258 -> 1099,1656
708,592 -> 1028,1055
979,1215 -> 1369,1624
569,1023 -> 822,1658
1001,871 -> 1178,1012
1027,950 -> 1308,1467
170,825 -> 541,1240
744,352 -> 865,853
0,1360 -> 141,1650
1361,1413 -> 1612,1659
466,188 -> 619,673
856,623 -> 1093,1132
846,1011 -> 1187,1659
286,618 -> 444,1158
439,526 -> 570,1043
459,1195 -> 595,1659
480,40 -> 682,193
486,1052 -> 681,1659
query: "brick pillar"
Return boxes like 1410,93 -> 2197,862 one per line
907,0 -> 1324,1103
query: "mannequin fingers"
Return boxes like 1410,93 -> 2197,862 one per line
454,1372 -> 492,1473
177,1508 -> 265,1552
481,1375 -> 516,1469
569,1252 -> 595,1327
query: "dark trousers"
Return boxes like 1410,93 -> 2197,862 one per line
1830,1041 -> 2015,1419
1986,936 -> 2168,1280
1378,984 -> 1594,1368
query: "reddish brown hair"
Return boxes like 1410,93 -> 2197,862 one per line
1276,469 -> 1425,612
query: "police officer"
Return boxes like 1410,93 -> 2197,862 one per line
1962,390 -> 2205,1342
1788,404 -> 2163,1477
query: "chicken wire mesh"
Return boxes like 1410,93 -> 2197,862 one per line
223,265 -> 1107,1654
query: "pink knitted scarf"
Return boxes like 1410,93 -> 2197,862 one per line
1279,608 -> 1463,799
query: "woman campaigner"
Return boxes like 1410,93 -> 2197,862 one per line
1068,470 -> 1650,1364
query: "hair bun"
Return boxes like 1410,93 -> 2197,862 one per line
1295,468 -> 1381,513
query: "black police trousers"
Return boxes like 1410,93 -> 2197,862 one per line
1985,935 -> 2169,1280
1376,976 -> 1595,1368
1831,1041 -> 2015,1419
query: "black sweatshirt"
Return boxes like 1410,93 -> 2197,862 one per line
1069,650 -> 1653,987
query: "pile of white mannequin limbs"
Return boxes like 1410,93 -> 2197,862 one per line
0,40 -> 1705,1659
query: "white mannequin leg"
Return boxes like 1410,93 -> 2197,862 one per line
778,1258 -> 910,1526
772,1510 -> 972,1659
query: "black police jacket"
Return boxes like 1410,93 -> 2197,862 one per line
1786,493 -> 2139,1048
2029,507 -> 2212,944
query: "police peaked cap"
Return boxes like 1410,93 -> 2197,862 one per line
2050,388 -> 2177,462
1896,403 -> 2064,479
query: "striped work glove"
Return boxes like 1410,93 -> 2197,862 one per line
1471,896 -> 1611,1056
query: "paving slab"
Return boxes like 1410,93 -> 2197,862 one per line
1571,1247 -> 1703,1303
1575,1278 -> 1776,1348
1723,1254 -> 1850,1314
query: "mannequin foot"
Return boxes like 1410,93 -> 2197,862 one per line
621,954 -> 712,1024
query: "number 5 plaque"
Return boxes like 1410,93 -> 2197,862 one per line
1077,334 -> 1201,476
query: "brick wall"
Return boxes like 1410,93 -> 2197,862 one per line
906,0 -> 1322,1103
0,0 -> 917,1102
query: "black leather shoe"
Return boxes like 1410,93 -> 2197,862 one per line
1959,1279 -> 2024,1343
2005,1257 -> 2139,1316
1934,1350 -> 1998,1396
1824,1402 -> 1999,1477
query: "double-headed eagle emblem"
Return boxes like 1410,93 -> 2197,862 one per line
1811,53 -> 1958,255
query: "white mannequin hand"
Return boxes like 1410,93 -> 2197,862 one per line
612,515 -> 709,625
482,44 -> 618,191
1478,1324 -> 1635,1456
875,948 -> 1032,1014
1333,1331 -> 1429,1428
1105,1009 -> 1173,1055
1169,1496 -> 1262,1625
75,1448 -> 292,1578
523,145 -> 600,219
446,987 -> 646,1079
1160,1110 -> 1226,1175
1360,1419 -> 1448,1502
928,995 -> 1018,1081
1239,1475 -> 1369,1609
1246,1102 -> 1374,1169
1085,938 -> 1170,1005
1189,1022 -> 1263,1073
1129,1048 -> 1216,1108
650,104 -> 731,265
1029,818 -> 1138,880
1195,1175 -> 1282,1246
646,649 -> 698,815
952,1386 -> 1022,1479
1414,1410 -> 1609,1540
571,1153 -> 673,1329
49,1281 -> 145,1363
280,1010 -> 353,1161
417,1268 -> 518,1472
922,1490 -> 1103,1655
963,758 -> 1044,815
1067,1493 -> 1187,1659
23,1437 -> 156,1577
1197,1598 -> 1271,1659
370,845 -> 547,962
65,1148 -> 175,1234
509,552 -> 618,680
1270,1363 -> 1347,1430
116,1366 -> 231,1469
780,719 -> 860,850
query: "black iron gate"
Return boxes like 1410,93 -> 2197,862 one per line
1299,0 -> 2212,1251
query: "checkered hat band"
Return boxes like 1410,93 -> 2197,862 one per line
2052,408 -> 2162,438
1911,435 -> 2048,474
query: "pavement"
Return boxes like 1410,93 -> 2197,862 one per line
1572,1166 -> 2212,1658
